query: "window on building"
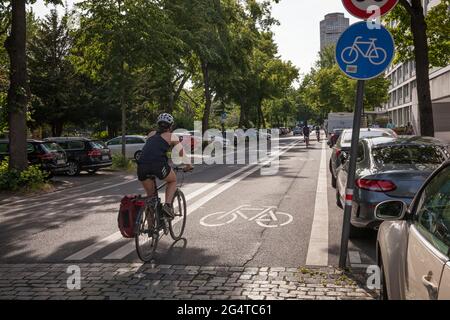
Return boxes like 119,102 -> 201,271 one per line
398,88 -> 403,105
398,68 -> 402,84
404,63 -> 409,80
393,91 -> 397,107
404,85 -> 410,103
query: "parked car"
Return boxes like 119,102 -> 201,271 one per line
106,135 -> 147,160
330,128 -> 397,188
45,137 -> 112,176
327,128 -> 344,148
293,127 -> 302,136
0,139 -> 68,177
376,160 -> 450,300
336,136 -> 449,238
173,132 -> 200,152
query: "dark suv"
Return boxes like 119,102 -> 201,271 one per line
0,139 -> 69,177
45,137 -> 112,176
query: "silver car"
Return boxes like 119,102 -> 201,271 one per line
376,160 -> 450,300
336,136 -> 449,238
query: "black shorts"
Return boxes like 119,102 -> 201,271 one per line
137,162 -> 171,181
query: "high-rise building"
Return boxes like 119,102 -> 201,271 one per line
320,13 -> 350,51
379,0 -> 450,142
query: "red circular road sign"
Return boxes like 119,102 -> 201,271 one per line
342,0 -> 398,19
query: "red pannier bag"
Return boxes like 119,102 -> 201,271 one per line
118,195 -> 145,238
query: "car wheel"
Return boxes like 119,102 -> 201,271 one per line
349,223 -> 366,239
331,173 -> 337,189
66,161 -> 80,176
336,190 -> 343,209
134,150 -> 143,161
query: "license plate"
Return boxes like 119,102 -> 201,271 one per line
102,155 -> 109,161
57,160 -> 65,165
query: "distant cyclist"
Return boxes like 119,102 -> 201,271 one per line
315,126 -> 321,142
302,125 -> 310,147
137,113 -> 193,219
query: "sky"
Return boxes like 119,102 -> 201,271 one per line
31,0 -> 358,75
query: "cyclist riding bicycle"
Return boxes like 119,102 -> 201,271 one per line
302,125 -> 310,147
137,113 -> 193,219
315,126 -> 321,142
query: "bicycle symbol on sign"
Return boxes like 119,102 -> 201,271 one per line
200,205 -> 293,228
341,36 -> 387,66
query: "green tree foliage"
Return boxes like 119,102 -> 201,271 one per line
386,0 -> 450,67
28,9 -> 89,137
300,45 -> 390,122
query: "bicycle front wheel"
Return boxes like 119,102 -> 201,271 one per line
169,189 -> 187,241
135,205 -> 159,262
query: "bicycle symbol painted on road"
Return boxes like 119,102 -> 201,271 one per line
341,36 -> 387,66
200,205 -> 293,228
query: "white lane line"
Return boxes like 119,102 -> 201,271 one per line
65,233 -> 124,261
2,178 -> 140,215
349,250 -> 362,265
103,141 -> 300,260
306,141 -> 329,267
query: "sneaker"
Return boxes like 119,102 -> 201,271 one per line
162,203 -> 175,220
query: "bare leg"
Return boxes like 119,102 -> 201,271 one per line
164,169 -> 177,204
141,179 -> 156,197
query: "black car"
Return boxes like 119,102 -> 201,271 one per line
45,137 -> 112,176
0,139 -> 68,177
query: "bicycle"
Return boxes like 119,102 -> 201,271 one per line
341,36 -> 387,66
134,167 -> 191,262
304,134 -> 310,148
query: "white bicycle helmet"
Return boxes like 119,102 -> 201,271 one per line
157,113 -> 174,125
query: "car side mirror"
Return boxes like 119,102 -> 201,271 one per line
375,200 -> 408,221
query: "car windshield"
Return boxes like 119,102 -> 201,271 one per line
372,145 -> 448,165
342,131 -> 392,144
42,142 -> 64,153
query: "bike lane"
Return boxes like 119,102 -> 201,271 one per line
152,137 -> 324,268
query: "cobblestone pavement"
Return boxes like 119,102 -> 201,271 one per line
0,264 -> 378,300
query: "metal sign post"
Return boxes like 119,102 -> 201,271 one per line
335,8 -> 396,268
338,80 -> 365,268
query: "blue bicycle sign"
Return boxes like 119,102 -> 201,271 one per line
341,36 -> 387,65
336,22 -> 394,80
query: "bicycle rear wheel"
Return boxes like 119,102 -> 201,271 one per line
135,205 -> 159,262
169,189 -> 187,241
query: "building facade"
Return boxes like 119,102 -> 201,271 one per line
379,0 -> 450,142
320,13 -> 350,51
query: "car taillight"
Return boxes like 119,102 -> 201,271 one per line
88,149 -> 102,157
356,179 -> 397,192
335,148 -> 341,158
38,153 -> 55,160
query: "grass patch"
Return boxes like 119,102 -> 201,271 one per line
111,154 -> 136,172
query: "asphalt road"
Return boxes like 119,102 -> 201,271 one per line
0,134 -> 377,269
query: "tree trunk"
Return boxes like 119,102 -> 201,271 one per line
201,60 -> 211,134
257,99 -> 266,129
5,0 -> 28,171
168,74 -> 189,113
121,100 -> 126,157
406,0 -> 435,137
51,122 -> 64,137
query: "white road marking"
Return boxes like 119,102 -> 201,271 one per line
2,178 -> 139,215
69,165 -> 252,261
65,233 -> 124,261
306,141 -> 329,267
101,141 -> 300,260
